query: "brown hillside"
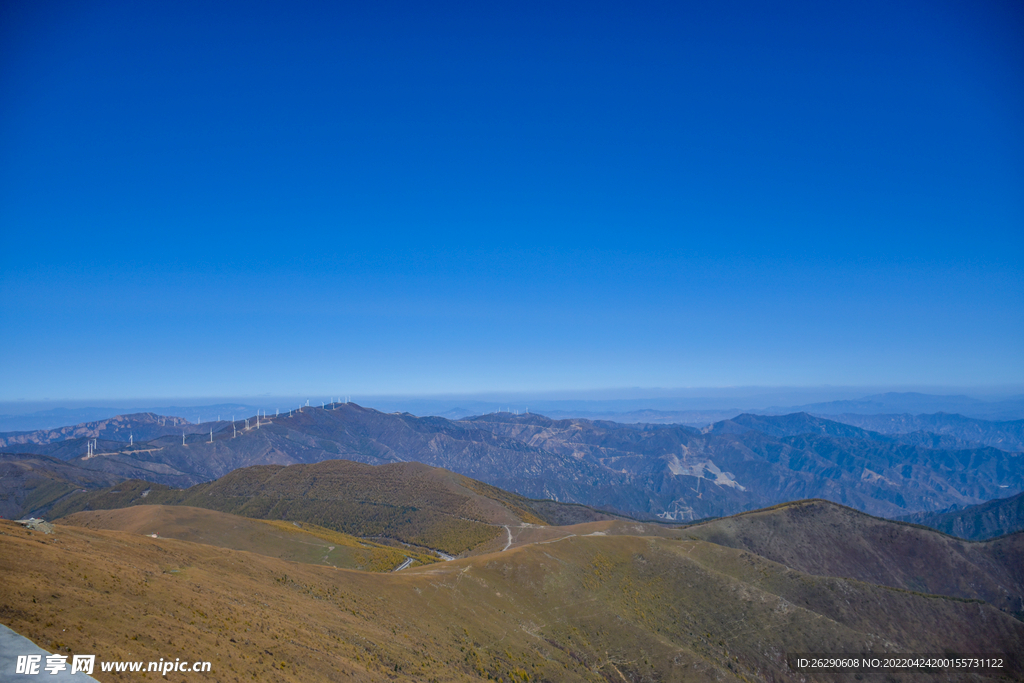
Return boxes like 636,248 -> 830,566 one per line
684,499 -> 1024,614
46,460 -> 562,555
59,506 -> 439,572
1,519 -> 1021,683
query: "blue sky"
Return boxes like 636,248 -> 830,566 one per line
1,0 -> 1022,400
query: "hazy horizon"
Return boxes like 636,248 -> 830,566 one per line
3,384 -> 1024,426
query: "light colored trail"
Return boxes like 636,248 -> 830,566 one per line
502,525 -> 512,551
393,557 -> 415,572
538,534 -> 576,545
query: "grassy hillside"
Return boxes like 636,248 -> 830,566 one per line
499,501 -> 1024,619
1,519 -> 1021,682
47,460 -> 528,555
683,498 -> 1024,616
59,505 -> 440,572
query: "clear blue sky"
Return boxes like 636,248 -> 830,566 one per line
1,0 -> 1022,400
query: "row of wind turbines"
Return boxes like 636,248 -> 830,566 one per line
181,396 -> 355,446
86,397 -> 362,456
90,397 -> 530,456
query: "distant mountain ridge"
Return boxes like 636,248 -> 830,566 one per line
465,411 -> 1024,519
901,491 -> 1024,541
705,412 -> 882,440
4,391 -> 1022,432
0,404 -> 259,432
0,453 -> 122,519
781,391 -> 1024,420
5,404 -> 1023,523
824,412 -> 1024,452
0,412 -> 208,450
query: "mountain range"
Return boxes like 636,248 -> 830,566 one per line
900,490 -> 1024,541
3,404 -> 1023,528
783,391 -> 1024,421
823,412 -> 1024,451
0,412 -> 215,452
3,390 -> 1023,432
0,452 -> 123,520
3,402 -> 1024,681
0,403 -> 259,433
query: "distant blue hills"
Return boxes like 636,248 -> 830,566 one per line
774,391 -> 1024,421
1,390 -> 1022,432
0,404 -> 260,432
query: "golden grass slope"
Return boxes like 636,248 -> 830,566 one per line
682,499 -> 1024,614
45,460 -> 562,555
58,506 -> 439,572
1,519 -> 1021,683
